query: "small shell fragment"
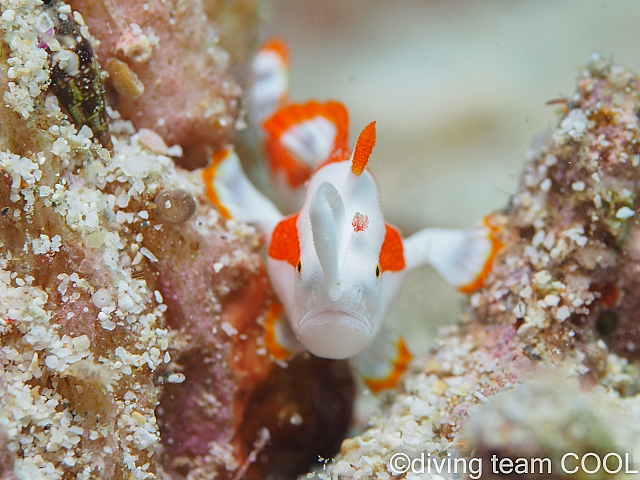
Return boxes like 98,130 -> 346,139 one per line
616,206 -> 635,220
153,189 -> 197,224
106,58 -> 145,100
92,288 -> 111,308
138,128 -> 168,154
116,26 -> 154,63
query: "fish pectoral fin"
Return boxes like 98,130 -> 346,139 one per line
403,214 -> 504,293
351,328 -> 412,392
202,147 -> 283,236
263,301 -> 305,364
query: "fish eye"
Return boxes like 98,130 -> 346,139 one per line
297,260 -> 302,273
375,265 -> 380,277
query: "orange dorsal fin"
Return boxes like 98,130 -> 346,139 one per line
263,100 -> 348,143
263,139 -> 313,187
263,101 -> 350,185
268,213 -> 300,267
351,121 -> 376,176
379,223 -> 405,272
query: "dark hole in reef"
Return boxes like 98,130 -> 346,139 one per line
569,313 -> 587,328
240,355 -> 355,480
596,310 -> 619,336
574,200 -> 595,222
517,225 -> 535,242
591,224 -> 617,248
514,317 -> 524,330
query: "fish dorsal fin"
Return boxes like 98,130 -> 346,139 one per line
351,121 -> 376,176
263,101 -> 349,175
251,38 -> 290,124
309,182 -> 345,295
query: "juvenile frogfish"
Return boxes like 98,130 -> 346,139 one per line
201,39 -> 503,389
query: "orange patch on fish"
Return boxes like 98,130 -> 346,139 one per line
263,139 -> 313,187
259,38 -> 289,66
379,224 -> 405,272
268,213 -> 301,267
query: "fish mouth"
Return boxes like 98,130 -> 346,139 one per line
299,309 -> 372,335
295,309 -> 374,359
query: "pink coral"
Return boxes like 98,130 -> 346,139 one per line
67,0 -> 255,169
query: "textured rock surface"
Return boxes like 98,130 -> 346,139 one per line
314,58 -> 640,479
0,1 -> 352,479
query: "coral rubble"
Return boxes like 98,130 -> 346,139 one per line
314,57 -> 640,479
0,1 -> 351,479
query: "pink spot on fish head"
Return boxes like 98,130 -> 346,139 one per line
352,212 -> 369,232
